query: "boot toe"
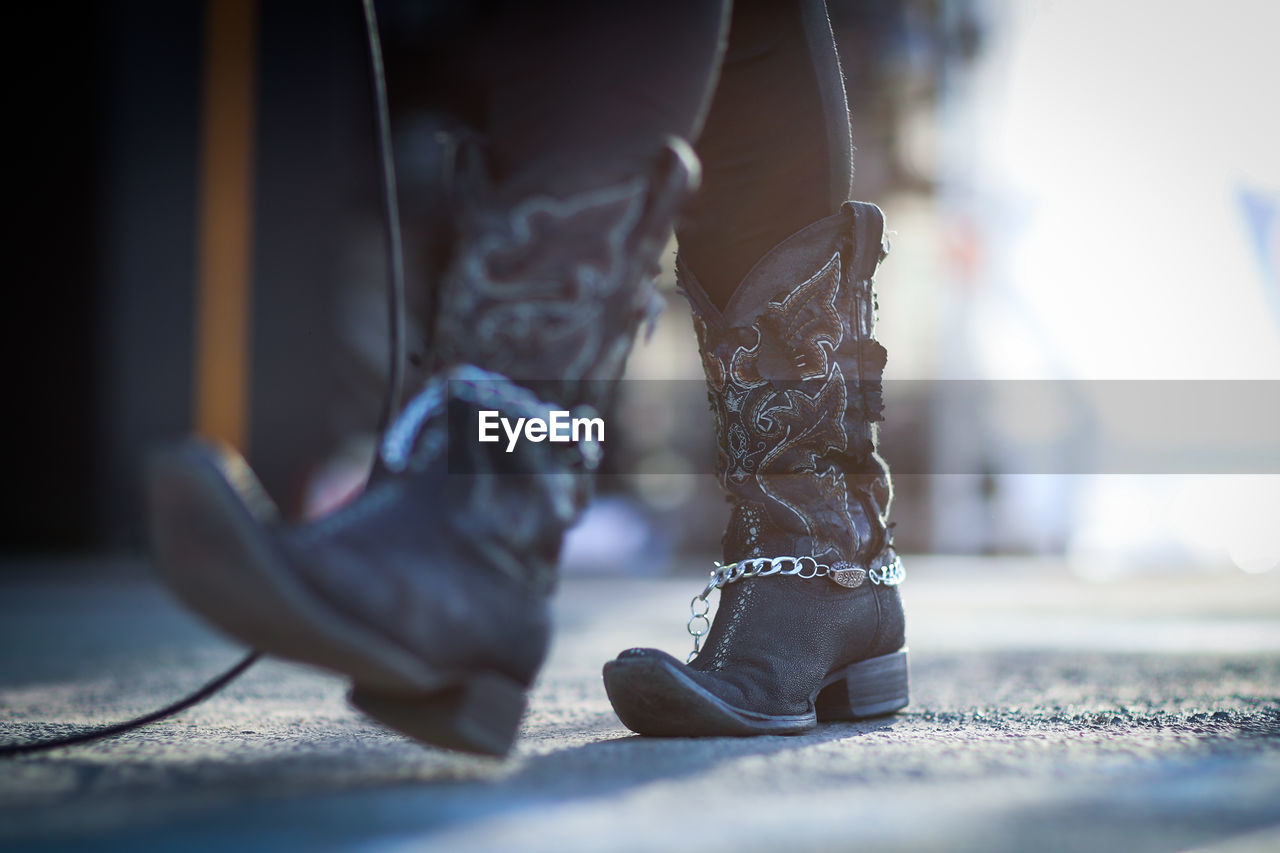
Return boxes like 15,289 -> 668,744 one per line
603,650 -> 815,737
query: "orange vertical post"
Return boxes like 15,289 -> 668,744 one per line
195,0 -> 257,450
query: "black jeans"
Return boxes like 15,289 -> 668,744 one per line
424,0 -> 855,308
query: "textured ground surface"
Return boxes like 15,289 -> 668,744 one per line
2,556 -> 1279,852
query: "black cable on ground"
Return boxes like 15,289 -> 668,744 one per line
1,0 -> 407,758
0,651 -> 262,756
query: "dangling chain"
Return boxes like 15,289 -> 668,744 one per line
685,554 -> 905,663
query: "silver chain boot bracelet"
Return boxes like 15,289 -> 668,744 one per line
685,554 -> 905,662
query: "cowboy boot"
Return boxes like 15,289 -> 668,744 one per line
148,139 -> 699,756
603,201 -> 907,736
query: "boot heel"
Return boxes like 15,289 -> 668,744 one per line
815,650 -> 909,721
349,671 -> 528,757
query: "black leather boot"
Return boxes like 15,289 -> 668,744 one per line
149,140 -> 698,756
603,201 -> 908,736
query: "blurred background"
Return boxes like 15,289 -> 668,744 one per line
7,0 -> 1278,580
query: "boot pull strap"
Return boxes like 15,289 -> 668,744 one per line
842,201 -> 889,281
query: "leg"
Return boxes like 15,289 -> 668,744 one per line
149,1 -> 729,756
486,0 -> 729,200
678,0 -> 853,307
427,0 -> 730,392
605,0 -> 908,737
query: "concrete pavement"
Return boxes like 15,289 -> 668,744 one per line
2,557 -> 1278,851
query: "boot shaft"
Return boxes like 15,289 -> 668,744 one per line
373,140 -> 701,591
679,201 -> 894,567
432,138 -> 700,415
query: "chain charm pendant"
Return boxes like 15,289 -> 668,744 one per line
684,554 -> 905,661
828,562 -> 868,588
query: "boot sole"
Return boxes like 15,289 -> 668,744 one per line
147,441 -> 526,756
603,650 -> 908,737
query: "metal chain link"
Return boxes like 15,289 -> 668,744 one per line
685,554 -> 905,662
